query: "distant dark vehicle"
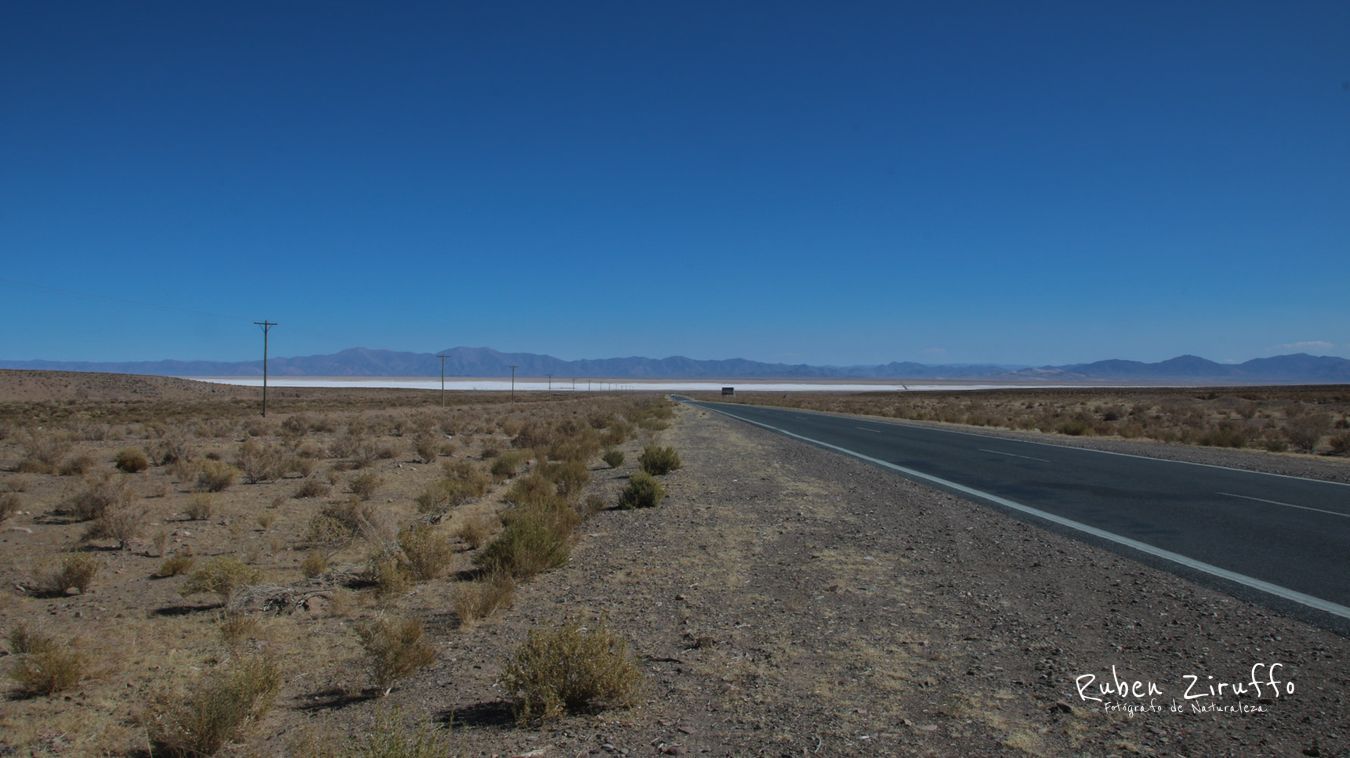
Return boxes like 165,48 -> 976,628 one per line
721,387 -> 735,396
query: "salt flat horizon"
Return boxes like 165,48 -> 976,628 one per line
194,376 -> 1105,393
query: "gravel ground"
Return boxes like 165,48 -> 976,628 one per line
302,404 -> 1348,757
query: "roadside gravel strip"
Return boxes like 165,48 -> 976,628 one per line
371,405 -> 1347,756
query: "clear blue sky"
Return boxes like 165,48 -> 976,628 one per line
2,1 -> 1347,366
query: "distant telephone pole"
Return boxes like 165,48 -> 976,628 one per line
437,353 -> 449,407
509,364 -> 518,404
547,373 -> 553,391
253,320 -> 277,417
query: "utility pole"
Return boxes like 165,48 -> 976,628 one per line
571,377 -> 576,391
547,373 -> 553,391
253,320 -> 277,417
509,364 -> 518,404
437,353 -> 449,407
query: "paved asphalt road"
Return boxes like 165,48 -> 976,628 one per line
679,398 -> 1350,624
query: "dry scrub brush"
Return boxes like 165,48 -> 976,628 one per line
395,523 -> 455,581
181,557 -> 261,605
357,617 -> 436,696
61,472 -> 132,521
41,553 -> 100,595
453,571 -> 515,625
7,630 -> 85,696
638,445 -> 681,476
499,618 -> 640,723
114,447 -> 151,473
0,492 -> 19,524
145,654 -> 282,756
617,472 -> 665,509
16,429 -> 72,474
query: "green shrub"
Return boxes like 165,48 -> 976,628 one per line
500,618 -> 640,723
182,558 -> 260,604
617,472 -> 665,510
601,449 -> 624,468
357,617 -> 436,696
475,508 -> 572,579
146,655 -> 282,756
115,447 -> 151,473
638,446 -> 681,476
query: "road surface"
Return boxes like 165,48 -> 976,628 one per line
679,398 -> 1350,625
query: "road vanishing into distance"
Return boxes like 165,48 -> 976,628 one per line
678,398 -> 1350,626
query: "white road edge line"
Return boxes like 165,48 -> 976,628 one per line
693,401 -> 1350,622
856,426 -> 883,433
1217,491 -> 1350,520
978,448 -> 1051,463
710,401 -> 1350,489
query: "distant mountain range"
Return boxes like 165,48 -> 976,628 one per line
2,347 -> 1349,384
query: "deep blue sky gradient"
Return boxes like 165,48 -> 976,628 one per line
2,1 -> 1347,365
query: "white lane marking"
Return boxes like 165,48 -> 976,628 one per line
1217,492 -> 1350,520
979,448 -> 1051,463
694,402 -> 1350,622
856,426 -> 883,433
709,401 -> 1350,488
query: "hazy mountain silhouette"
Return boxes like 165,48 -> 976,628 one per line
2,348 -> 1347,383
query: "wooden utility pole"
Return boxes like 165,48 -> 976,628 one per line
253,320 -> 277,416
437,353 -> 449,407
509,365 -> 518,404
